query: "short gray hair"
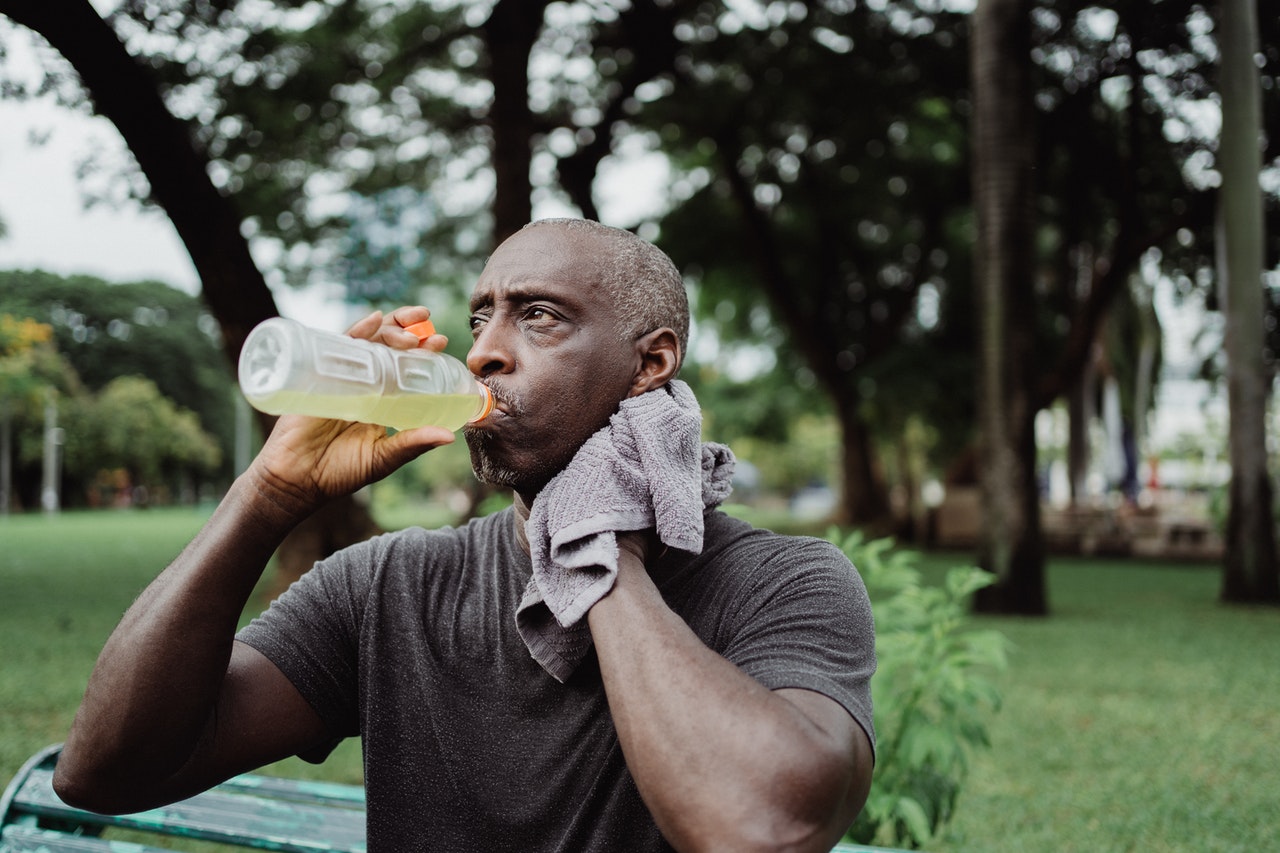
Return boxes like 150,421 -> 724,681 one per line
522,219 -> 690,365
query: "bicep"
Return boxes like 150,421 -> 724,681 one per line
775,688 -> 875,835
166,642 -> 333,799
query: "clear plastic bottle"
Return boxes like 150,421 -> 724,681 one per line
238,316 -> 493,431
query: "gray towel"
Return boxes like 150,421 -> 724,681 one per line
517,379 -> 735,682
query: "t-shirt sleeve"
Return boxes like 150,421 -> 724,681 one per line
236,534 -> 388,743
712,536 -> 877,754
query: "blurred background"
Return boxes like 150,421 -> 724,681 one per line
0,0 -> 1277,849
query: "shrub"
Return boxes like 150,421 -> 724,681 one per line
832,531 -> 1009,849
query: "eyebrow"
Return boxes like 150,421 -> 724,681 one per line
470,280 -> 582,313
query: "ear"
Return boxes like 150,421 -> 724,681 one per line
627,327 -> 680,397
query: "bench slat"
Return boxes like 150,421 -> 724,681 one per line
216,774 -> 366,809
11,769 -> 365,853
2,822 -> 171,852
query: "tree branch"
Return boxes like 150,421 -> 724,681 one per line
1,0 -> 279,363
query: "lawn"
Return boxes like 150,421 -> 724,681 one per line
0,508 -> 219,784
1,508 -> 1276,851
911,551 -> 1280,852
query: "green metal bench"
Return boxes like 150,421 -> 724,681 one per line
1,744 -> 365,852
1,743 -> 903,852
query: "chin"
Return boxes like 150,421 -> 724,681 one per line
464,432 -> 529,491
464,431 -> 562,496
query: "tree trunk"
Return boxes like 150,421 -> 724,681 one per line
1067,353 -> 1095,506
834,395 -> 891,530
2,0 -> 277,361
970,0 -> 1047,614
483,0 -> 550,245
4,0 -> 380,583
1216,0 -> 1279,604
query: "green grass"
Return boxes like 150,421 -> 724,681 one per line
0,508 -> 212,784
0,507 -> 366,793
2,511 -> 1276,851
911,552 -> 1280,853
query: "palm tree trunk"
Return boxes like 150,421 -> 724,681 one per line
1216,0 -> 1279,603
970,0 -> 1047,614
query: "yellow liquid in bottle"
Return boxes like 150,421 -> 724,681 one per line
250,389 -> 485,431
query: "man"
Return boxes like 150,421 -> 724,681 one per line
55,219 -> 876,852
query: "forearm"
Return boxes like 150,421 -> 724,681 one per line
59,469 -> 311,790
588,553 -> 862,852
58,309 -> 455,806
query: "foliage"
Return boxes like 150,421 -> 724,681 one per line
727,411 -> 840,496
0,313 -> 52,354
0,270 -> 237,478
830,531 -> 1008,849
0,313 -> 81,403
0,312 -> 87,510
59,376 -> 221,501
0,305 -> 220,508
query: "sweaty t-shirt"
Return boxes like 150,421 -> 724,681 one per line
238,507 -> 876,852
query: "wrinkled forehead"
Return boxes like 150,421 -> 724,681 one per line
471,226 -> 611,307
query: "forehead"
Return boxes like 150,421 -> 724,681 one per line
470,226 -> 610,309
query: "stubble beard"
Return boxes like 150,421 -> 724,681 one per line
463,427 -> 569,498
463,428 -> 522,489
462,380 -> 552,493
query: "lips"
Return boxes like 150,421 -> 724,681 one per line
481,382 -> 520,419
466,386 -> 513,433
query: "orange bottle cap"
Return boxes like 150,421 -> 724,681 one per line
469,384 -> 495,424
404,318 -> 436,340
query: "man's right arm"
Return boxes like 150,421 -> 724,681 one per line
53,468 -> 332,813
53,308 -> 455,814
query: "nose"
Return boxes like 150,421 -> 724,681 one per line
466,320 -> 514,378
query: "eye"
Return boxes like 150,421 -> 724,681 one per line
522,305 -> 558,324
468,313 -> 489,334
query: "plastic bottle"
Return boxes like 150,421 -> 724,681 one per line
238,316 -> 493,431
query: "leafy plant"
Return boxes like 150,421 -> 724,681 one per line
831,531 -> 1008,849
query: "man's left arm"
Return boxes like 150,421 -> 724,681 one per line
587,537 -> 874,853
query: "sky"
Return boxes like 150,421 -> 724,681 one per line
0,91 -> 361,329
0,21 -> 1226,474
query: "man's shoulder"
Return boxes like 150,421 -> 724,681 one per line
703,510 -> 846,562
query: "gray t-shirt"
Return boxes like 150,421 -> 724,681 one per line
238,507 -> 876,852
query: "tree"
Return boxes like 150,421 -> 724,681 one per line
60,375 -> 221,503
0,0 -> 382,576
0,271 -> 237,475
635,0 -> 1220,535
970,0 -> 1046,614
4,0 -> 1274,578
1027,1 -> 1215,505
0,0 -> 278,357
646,0 -> 972,528
0,314 -> 80,512
1215,0 -> 1278,603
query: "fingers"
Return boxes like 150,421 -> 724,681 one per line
348,307 -> 449,352
392,308 -> 450,353
344,310 -> 384,340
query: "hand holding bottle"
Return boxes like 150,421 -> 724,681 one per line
244,308 -> 463,519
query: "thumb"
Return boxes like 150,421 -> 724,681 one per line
376,426 -> 457,469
